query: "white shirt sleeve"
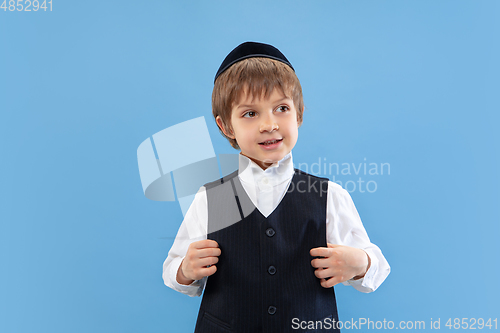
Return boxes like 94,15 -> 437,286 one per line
326,181 -> 390,293
162,187 -> 208,297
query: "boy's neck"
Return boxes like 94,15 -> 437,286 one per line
239,151 -> 292,171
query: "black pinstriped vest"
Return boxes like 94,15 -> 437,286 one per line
194,169 -> 340,333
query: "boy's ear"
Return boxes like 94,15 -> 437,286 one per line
216,116 -> 235,139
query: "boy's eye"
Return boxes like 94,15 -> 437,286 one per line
243,111 -> 256,118
276,105 -> 289,113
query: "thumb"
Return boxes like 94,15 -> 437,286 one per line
327,243 -> 341,249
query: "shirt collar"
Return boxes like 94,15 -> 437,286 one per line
238,152 -> 295,186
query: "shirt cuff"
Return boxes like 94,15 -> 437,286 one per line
341,250 -> 380,293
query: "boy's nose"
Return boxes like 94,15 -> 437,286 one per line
259,116 -> 279,133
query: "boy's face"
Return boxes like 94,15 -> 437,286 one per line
217,88 -> 301,170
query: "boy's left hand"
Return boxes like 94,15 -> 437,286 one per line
310,243 -> 371,288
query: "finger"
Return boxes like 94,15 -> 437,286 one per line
309,247 -> 331,257
192,239 -> 219,249
205,240 -> 219,248
314,267 -> 337,279
327,243 -> 341,248
311,257 -> 335,268
320,276 -> 341,288
197,247 -> 222,259
197,256 -> 219,268
200,265 -> 217,277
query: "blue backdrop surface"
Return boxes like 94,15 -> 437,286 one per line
1,1 -> 499,332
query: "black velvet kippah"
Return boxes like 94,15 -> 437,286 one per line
214,41 -> 294,83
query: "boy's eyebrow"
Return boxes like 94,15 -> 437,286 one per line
235,97 -> 291,109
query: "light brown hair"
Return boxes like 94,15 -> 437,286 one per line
212,57 -> 304,149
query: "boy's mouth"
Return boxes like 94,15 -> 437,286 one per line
258,138 -> 283,146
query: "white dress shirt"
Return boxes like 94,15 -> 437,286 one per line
163,152 -> 390,296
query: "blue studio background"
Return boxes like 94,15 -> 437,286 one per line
1,1 -> 499,332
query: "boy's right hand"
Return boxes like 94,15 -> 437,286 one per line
176,239 -> 221,285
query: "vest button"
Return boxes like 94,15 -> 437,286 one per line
268,306 -> 276,315
266,228 -> 275,237
268,266 -> 276,275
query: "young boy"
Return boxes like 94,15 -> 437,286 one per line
163,42 -> 390,332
